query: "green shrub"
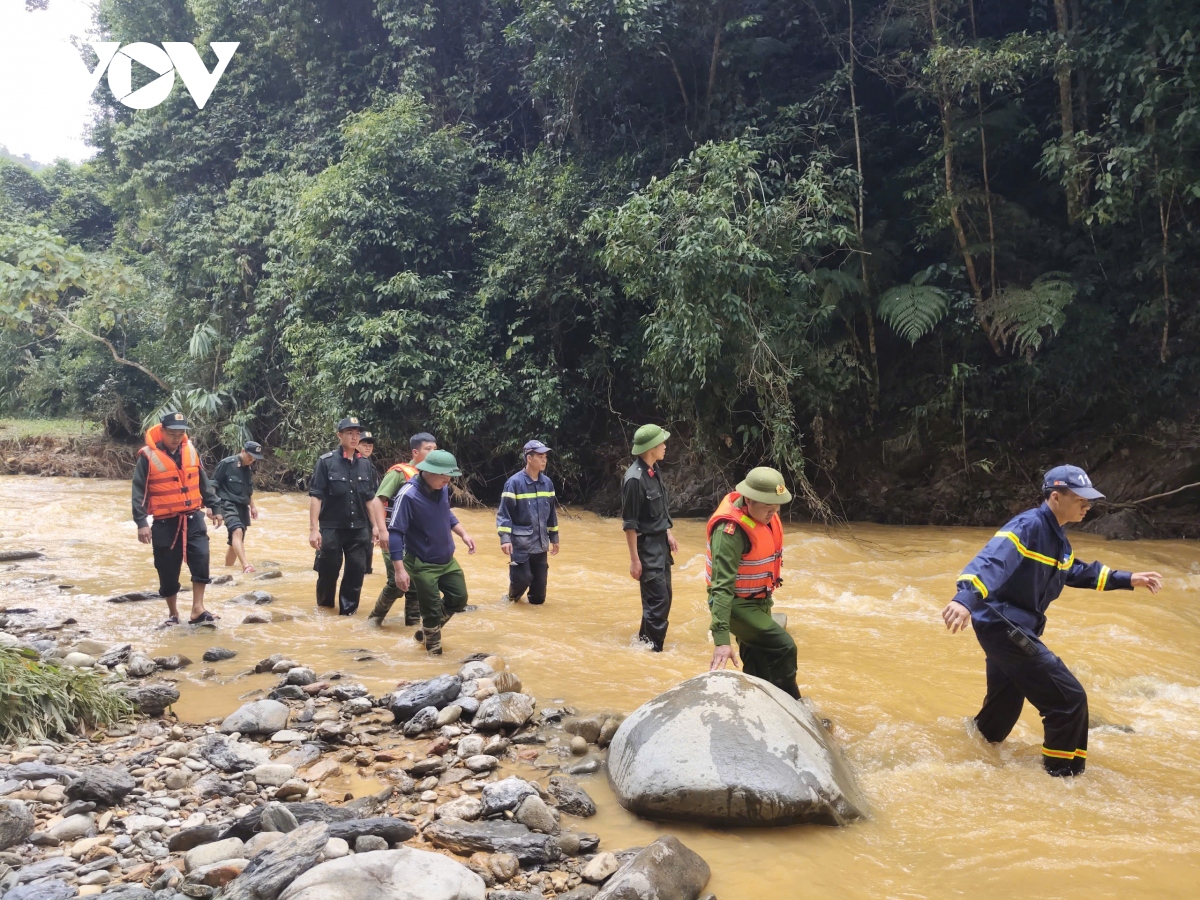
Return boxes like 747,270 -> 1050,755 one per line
0,648 -> 132,745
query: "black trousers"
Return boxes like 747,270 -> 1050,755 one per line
509,552 -> 549,605
314,526 -> 371,616
152,512 -> 210,597
973,624 -> 1089,776
637,533 -> 673,651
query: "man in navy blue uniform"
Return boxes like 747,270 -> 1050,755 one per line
496,440 -> 560,605
942,465 -> 1163,776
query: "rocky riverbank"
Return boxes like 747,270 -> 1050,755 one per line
0,613 -> 718,900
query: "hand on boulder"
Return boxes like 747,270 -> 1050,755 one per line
710,644 -> 740,671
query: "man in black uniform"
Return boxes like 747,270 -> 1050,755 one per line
213,440 -> 264,573
308,417 -> 379,615
621,424 -> 679,651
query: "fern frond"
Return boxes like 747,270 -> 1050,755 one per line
983,273 -> 1075,354
877,283 -> 951,343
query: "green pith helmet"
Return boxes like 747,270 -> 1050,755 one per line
416,449 -> 462,476
631,424 -> 670,455
736,467 -> 793,505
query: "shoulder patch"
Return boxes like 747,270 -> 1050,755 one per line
723,522 -> 737,535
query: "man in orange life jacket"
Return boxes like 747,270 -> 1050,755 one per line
706,466 -> 800,699
131,412 -> 227,626
942,465 -> 1164,776
367,431 -> 437,626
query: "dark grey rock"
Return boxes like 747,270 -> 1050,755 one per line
229,591 -> 274,605
65,766 -> 136,807
153,655 -> 192,670
457,696 -> 480,719
326,817 -> 416,846
107,590 -> 161,603
168,825 -> 221,852
402,706 -> 439,737
389,675 -> 463,724
4,763 -> 78,785
3,879 -> 77,900
0,550 -> 40,562
14,855 -> 75,882
100,886 -> 156,900
325,684 -> 368,702
593,835 -> 710,900
221,820 -> 328,900
202,648 -> 238,662
219,803 -> 355,842
563,717 -> 604,744
268,686 -> 307,702
424,818 -> 560,864
123,682 -> 180,717
487,893 -> 541,900
353,835 -> 388,853
548,777 -> 597,818
196,734 -> 270,773
259,803 -> 299,834
194,774 -> 238,798
0,799 -> 34,850
96,643 -> 132,667
607,671 -> 867,827
481,778 -> 538,818
473,693 -> 535,733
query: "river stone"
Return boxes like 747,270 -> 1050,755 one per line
107,590 -> 160,603
123,681 -> 179,715
481,777 -> 538,817
582,852 -> 620,884
607,671 -> 868,826
197,734 -> 271,773
247,831 -> 286,856
222,820 -> 328,900
464,755 -> 499,773
389,675 -> 463,724
122,814 -> 167,833
269,685 -> 307,702
221,699 -> 290,735
169,825 -> 222,852
327,817 -> 417,845
514,795 -> 558,834
4,880 -> 77,900
0,799 -> 34,849
458,661 -> 494,681
457,735 -> 485,758
0,549 -> 40,562
126,653 -> 158,677
249,764 -> 296,787
548,777 -> 597,818
285,668 -> 316,686
185,837 -> 246,872
279,847 -> 485,900
436,796 -> 483,821
424,818 -> 560,864
65,766 -> 136,807
403,706 -> 440,736
473,693 -> 535,733
154,654 -> 192,670
219,802 -> 355,842
96,643 -> 132,667
62,651 -> 96,668
564,716 -> 604,744
203,648 -> 238,662
323,837 -> 350,859
457,696 -> 480,719
230,590 -> 274,605
593,836 -> 710,900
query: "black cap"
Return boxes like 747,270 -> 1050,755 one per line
161,412 -> 189,431
336,416 -> 365,432
359,431 -> 375,444
243,440 -> 264,460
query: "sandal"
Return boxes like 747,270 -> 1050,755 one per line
242,565 -> 256,573
188,611 -> 218,625
161,615 -> 180,627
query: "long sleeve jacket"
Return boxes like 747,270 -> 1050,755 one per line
951,503 -> 1132,636
495,470 -> 559,562
131,447 -> 224,527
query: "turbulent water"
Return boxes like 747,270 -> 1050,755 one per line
2,475 -> 1199,898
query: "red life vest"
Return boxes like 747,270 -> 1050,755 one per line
704,492 -> 784,597
140,423 -> 203,518
389,461 -> 419,480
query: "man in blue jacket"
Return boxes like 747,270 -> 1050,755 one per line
941,465 -> 1163,776
496,440 -> 560,605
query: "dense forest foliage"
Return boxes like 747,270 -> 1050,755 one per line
1,0 -> 1197,513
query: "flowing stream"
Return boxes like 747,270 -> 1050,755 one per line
2,475 -> 1200,898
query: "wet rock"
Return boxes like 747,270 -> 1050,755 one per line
4,880 -> 77,900
344,697 -> 373,715
219,802 -> 354,842
203,648 -> 238,662
597,718 -> 621,748
186,837 -> 246,872
459,661 -> 494,681
0,549 -> 40,562
457,697 -> 480,719
514,795 -> 558,834
96,643 -> 132,667
220,699 -> 290,735
488,892 -> 541,900
473,693 -> 535,733
169,825 -> 222,852
212,574 -> 235,585
107,590 -> 161,603
154,654 -> 193,670
437,705 -> 463,726
285,668 -> 316,686
197,734 -> 271,773
1079,507 -> 1162,541
437,796 -> 484,821
424,818 -> 560,865
326,683 -> 369,702
567,759 -> 601,776
492,672 -> 522,694
548,777 -> 596,818
403,706 -> 440,736
0,799 -> 34,850
560,888 -> 600,900
609,671 -> 867,826
230,591 -> 274,605
593,836 -> 709,900
249,764 -> 296,787
564,716 -> 604,744
582,852 -> 620,883
123,681 -> 179,716
269,686 -> 307,702
481,778 -> 538,817
255,570 -> 283,580
222,820 -> 329,900
457,735 -> 485,758
327,817 -> 417,846
278,847 -> 486,900
65,766 -> 136,807
465,755 -> 500,773
389,675 -> 463,724
570,736 -> 588,755
126,653 -> 158,677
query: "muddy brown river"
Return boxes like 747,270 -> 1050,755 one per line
2,476 -> 1199,898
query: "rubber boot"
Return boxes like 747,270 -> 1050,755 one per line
423,626 -> 442,656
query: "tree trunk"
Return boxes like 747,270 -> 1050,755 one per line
1053,0 -> 1082,223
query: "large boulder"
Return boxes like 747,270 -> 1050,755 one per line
65,766 -> 136,807
389,675 -> 462,724
593,836 -> 709,900
607,671 -> 867,826
223,820 -> 329,900
278,848 -> 485,900
221,699 -> 290,735
0,799 -> 34,850
472,693 -> 535,733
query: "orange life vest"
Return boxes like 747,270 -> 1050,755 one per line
704,492 -> 784,598
140,423 -> 203,518
389,461 -> 419,480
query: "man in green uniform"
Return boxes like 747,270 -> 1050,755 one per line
622,424 -> 678,651
367,432 -> 438,627
706,466 -> 801,699
213,440 -> 264,573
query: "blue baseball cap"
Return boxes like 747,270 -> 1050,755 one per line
1042,465 -> 1105,500
523,440 -> 551,455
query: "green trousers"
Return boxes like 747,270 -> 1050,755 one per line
729,595 -> 799,697
370,547 -> 421,624
405,553 -> 469,631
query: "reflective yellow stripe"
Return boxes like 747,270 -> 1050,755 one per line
503,491 -> 556,500
547,526 -> 559,532
996,531 -> 1074,569
1096,566 -> 1110,591
496,527 -> 512,533
958,574 -> 989,600
739,515 -> 757,529
1074,749 -> 1087,758
1041,746 -> 1076,759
